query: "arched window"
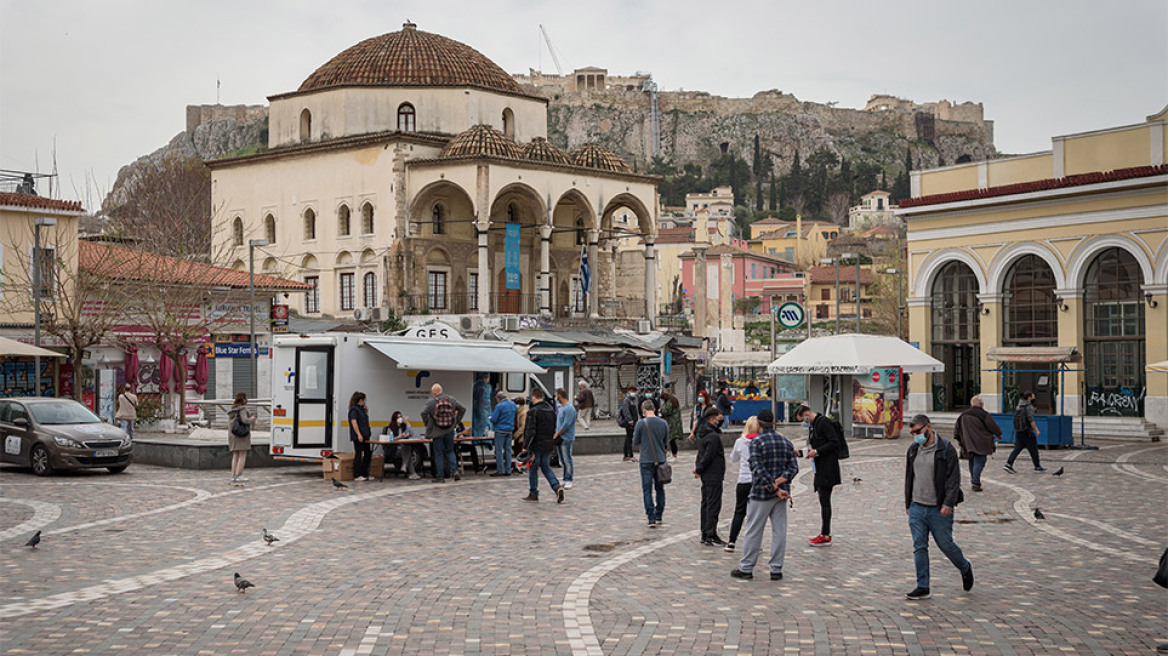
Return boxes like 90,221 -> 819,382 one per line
432,204 -> 445,235
574,218 -> 585,245
363,272 -> 378,308
507,203 -> 516,222
361,202 -> 374,234
397,103 -> 415,132
303,208 -> 316,240
1003,254 -> 1058,412
232,217 -> 244,247
338,205 -> 351,237
1084,247 -> 1145,414
264,214 -> 276,244
502,107 -> 515,138
930,261 -> 980,410
300,109 -> 311,143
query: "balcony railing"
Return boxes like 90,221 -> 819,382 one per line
394,293 -> 643,320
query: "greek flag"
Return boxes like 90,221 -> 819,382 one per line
578,242 -> 590,294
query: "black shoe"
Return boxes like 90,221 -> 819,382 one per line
770,572 -> 783,581
971,483 -> 982,492
522,494 -> 538,502
647,518 -> 657,528
962,563 -> 974,591
905,587 -> 931,600
730,569 -> 753,579
709,536 -> 726,546
700,538 -> 714,546
454,473 -> 462,481
556,486 -> 565,504
489,472 -> 504,477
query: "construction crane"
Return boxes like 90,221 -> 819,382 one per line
539,24 -> 569,75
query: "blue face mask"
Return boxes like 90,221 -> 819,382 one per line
800,421 -> 810,428
913,432 -> 928,445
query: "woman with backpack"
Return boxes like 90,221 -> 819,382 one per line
794,404 -> 843,548
227,393 -> 254,483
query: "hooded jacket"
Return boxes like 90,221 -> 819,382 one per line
694,419 -> 725,478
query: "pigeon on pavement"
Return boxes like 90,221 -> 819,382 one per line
262,528 -> 279,546
332,478 -> 348,489
1033,507 -> 1046,521
234,572 -> 255,593
852,477 -> 862,484
1052,467 -> 1064,477
25,531 -> 41,548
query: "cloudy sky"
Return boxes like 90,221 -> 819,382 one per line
2,0 -> 1165,205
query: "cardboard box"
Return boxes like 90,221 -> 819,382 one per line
322,452 -> 356,481
368,454 -> 385,480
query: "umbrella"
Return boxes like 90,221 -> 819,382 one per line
194,345 -> 209,394
767,333 -> 945,375
124,345 -> 139,392
1148,360 -> 1168,373
0,336 -> 65,358
159,352 -> 171,394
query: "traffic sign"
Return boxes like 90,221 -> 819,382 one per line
776,302 -> 805,329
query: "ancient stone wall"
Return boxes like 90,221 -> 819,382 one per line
186,104 -> 268,133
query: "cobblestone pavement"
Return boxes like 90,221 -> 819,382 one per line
1,438 -> 1165,655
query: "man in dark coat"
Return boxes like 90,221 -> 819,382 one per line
953,395 -> 1001,492
794,405 -> 841,547
521,388 -> 565,503
694,406 -> 727,546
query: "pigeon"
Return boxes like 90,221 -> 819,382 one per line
25,530 -> 41,548
234,572 -> 255,593
1052,467 -> 1064,477
852,477 -> 863,484
332,478 -> 348,489
1033,507 -> 1046,521
262,528 -> 279,547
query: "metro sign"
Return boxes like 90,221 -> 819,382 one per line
776,302 -> 805,329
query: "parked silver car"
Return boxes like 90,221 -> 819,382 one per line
0,398 -> 133,475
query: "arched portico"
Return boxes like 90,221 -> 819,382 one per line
601,193 -> 657,322
550,189 -> 595,316
987,242 -> 1066,296
487,183 -> 544,314
913,248 -> 988,299
1065,234 -> 1155,290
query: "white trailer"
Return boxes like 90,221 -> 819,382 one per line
269,333 -> 546,462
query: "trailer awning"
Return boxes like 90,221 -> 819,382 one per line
363,340 -> 546,374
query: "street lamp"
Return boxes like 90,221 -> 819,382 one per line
248,239 -> 271,400
33,216 -> 57,396
885,268 -> 904,339
820,257 -> 840,335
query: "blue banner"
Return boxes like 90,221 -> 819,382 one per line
213,343 -> 270,358
505,223 -> 521,290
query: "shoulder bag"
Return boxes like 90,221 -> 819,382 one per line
647,422 -> 672,484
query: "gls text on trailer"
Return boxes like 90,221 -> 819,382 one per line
269,330 -> 546,462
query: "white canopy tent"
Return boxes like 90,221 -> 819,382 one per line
767,334 -> 943,374
0,336 -> 65,359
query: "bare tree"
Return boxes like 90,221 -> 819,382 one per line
866,244 -> 909,338
823,191 -> 852,228
104,153 -> 213,258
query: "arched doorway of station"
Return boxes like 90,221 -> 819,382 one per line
930,261 -> 980,412
1002,255 -> 1059,414
1083,247 -> 1146,417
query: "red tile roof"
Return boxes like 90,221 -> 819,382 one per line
0,192 -> 84,213
899,164 -> 1167,208
80,241 -> 312,291
808,265 -> 876,284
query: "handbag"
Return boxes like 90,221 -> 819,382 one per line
647,422 -> 672,484
1155,548 -> 1168,589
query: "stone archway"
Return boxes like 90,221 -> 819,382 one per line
488,183 -> 544,314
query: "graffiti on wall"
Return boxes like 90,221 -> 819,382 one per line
1086,386 -> 1145,417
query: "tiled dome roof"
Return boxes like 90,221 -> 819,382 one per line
298,23 -> 528,97
569,143 -> 632,173
441,124 -> 523,159
521,137 -> 571,165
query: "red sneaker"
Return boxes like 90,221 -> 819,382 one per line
809,534 -> 832,547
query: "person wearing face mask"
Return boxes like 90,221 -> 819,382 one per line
348,392 -> 373,481
903,414 -> 973,601
617,385 -> 640,462
793,405 -> 841,548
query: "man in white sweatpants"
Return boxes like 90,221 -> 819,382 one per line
731,409 -> 799,581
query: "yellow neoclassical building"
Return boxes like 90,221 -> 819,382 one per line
208,23 -> 659,323
899,107 -> 1167,428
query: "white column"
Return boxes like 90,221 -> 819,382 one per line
539,224 -> 552,317
477,221 -> 490,313
644,237 -> 657,325
587,229 -> 600,319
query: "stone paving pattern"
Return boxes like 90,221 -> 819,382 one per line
1,438 -> 1165,655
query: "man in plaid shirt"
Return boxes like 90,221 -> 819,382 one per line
732,408 -> 799,581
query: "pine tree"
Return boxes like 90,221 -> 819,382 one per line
768,169 -> 777,211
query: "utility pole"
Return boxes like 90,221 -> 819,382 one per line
770,304 -> 777,422
33,217 -> 57,396
855,256 -> 862,334
248,239 -> 270,400
886,267 -> 904,339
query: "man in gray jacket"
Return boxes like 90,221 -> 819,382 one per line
421,384 -> 466,482
632,400 -> 670,527
953,395 -> 1001,491
1004,391 -> 1046,473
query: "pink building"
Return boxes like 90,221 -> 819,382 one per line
679,244 -> 801,315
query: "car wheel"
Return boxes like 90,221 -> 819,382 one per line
107,465 -> 128,474
30,445 -> 54,476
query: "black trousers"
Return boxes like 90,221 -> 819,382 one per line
353,441 -> 372,479
817,485 -> 835,536
624,426 -> 635,458
669,438 -> 679,457
728,481 -> 751,543
1007,429 -> 1041,468
700,477 -> 724,539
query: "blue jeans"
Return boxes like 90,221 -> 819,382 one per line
431,433 -> 457,479
908,502 -> 970,589
639,462 -> 666,522
472,408 -> 490,437
118,418 -> 135,440
529,451 -> 560,496
968,454 -> 987,485
556,439 -> 574,482
493,430 -> 513,474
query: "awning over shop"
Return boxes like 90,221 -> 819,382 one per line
678,346 -> 708,360
710,351 -> 774,368
767,334 -> 944,374
985,347 -> 1080,363
0,336 -> 66,358
362,338 -> 545,374
527,347 -> 586,357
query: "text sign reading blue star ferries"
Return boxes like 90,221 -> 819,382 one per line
776,302 -> 805,329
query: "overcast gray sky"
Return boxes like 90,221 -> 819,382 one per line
2,0 -> 1165,205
